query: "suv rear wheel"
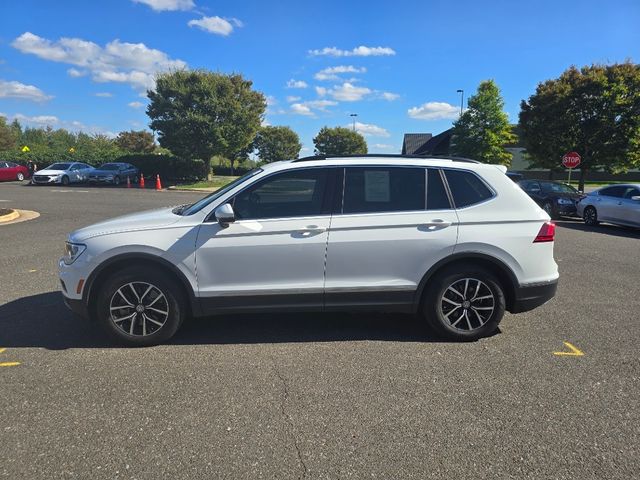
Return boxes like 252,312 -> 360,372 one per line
423,266 -> 506,341
95,266 -> 185,346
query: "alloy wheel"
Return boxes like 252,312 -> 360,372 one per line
440,278 -> 495,332
584,207 -> 597,225
109,281 -> 169,336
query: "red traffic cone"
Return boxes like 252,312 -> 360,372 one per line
126,176 -> 131,188
155,174 -> 162,191
139,174 -> 145,189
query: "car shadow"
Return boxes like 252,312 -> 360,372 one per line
556,218 -> 640,239
0,292 -> 473,349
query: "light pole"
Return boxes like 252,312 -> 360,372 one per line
350,113 -> 358,132
456,89 -> 464,116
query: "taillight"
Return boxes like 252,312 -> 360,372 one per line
533,221 -> 556,243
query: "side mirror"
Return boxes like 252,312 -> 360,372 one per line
214,203 -> 235,228
631,196 -> 640,202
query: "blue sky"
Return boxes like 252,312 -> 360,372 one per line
1,0 -> 639,155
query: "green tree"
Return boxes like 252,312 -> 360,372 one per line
115,130 -> 155,153
253,126 -> 302,163
519,63 -> 640,191
147,69 -> 266,174
313,126 -> 367,156
451,80 -> 515,165
0,116 -> 19,151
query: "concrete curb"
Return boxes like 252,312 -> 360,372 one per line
0,209 -> 40,225
0,209 -> 20,223
167,186 -> 218,193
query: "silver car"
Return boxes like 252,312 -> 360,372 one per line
32,162 -> 93,185
577,184 -> 640,228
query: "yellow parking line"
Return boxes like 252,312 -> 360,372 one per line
0,362 -> 21,367
553,341 -> 584,356
0,348 -> 5,354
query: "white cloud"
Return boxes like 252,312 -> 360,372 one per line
95,92 -> 113,97
408,101 -> 460,120
286,95 -> 301,103
349,122 -> 390,137
11,32 -> 187,92
266,95 -> 277,106
188,16 -> 241,36
309,46 -> 396,57
0,79 -> 52,102
304,100 -> 338,110
328,82 -> 371,102
132,0 -> 194,11
4,112 -> 114,135
290,103 -> 313,116
10,113 -> 59,125
372,143 -> 395,150
286,79 -> 308,89
314,65 -> 366,81
128,101 -> 144,108
67,68 -> 87,77
380,91 -> 400,101
315,86 -> 327,97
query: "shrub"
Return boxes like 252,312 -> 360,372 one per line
116,154 -> 207,181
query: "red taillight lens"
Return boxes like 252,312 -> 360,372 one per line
533,221 -> 556,243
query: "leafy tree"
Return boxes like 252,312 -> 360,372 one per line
451,80 -> 515,165
0,116 -> 19,151
253,126 -> 302,163
147,69 -> 266,174
313,126 -> 367,156
115,130 -> 155,153
519,63 -> 640,191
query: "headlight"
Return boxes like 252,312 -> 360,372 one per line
106,175 -> 114,180
557,198 -> 573,205
63,242 -> 86,265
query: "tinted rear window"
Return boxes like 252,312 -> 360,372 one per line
427,169 -> 451,210
444,170 -> 493,208
343,167 -> 425,214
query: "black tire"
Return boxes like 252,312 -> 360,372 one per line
113,175 -> 121,186
542,201 -> 558,219
583,206 -> 599,226
17,172 -> 24,181
61,175 -> 70,186
422,266 -> 506,341
95,266 -> 186,347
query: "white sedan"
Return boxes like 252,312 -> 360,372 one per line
577,184 -> 640,228
31,162 -> 93,186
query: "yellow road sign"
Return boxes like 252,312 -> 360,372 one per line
21,145 -> 30,152
69,147 -> 75,153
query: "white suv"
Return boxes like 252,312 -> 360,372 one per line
60,155 -> 559,346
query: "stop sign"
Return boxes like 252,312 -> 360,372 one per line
562,151 -> 581,169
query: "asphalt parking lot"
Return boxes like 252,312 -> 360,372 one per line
1,181 -> 638,479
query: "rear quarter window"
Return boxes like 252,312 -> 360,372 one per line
444,169 -> 494,208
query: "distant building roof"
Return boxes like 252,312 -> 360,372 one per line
401,133 -> 432,155
414,129 -> 453,156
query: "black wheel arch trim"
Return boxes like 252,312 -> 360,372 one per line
82,252 -> 201,317
413,252 -> 520,313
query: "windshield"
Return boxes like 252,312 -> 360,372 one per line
180,169 -> 263,216
542,182 -> 578,194
45,163 -> 71,170
98,164 -> 120,170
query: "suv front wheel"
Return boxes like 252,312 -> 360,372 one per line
423,266 -> 506,341
96,266 -> 185,346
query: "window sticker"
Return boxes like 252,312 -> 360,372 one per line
364,170 -> 390,202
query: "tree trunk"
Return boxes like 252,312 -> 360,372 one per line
230,158 -> 235,176
578,168 -> 587,193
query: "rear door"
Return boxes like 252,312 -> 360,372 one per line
0,162 -> 9,181
324,167 -> 458,310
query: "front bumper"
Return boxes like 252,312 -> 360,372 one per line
556,204 -> 577,216
32,175 -> 60,184
510,280 -> 558,313
63,295 -> 89,319
88,176 -> 115,183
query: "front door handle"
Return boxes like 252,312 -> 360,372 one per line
296,225 -> 327,236
422,219 -> 452,228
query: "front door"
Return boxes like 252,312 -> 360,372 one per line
324,167 -> 459,310
195,167 -> 334,312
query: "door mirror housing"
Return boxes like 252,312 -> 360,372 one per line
631,196 -> 640,202
214,203 -> 236,228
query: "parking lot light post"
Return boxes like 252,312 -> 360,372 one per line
350,113 -> 358,132
456,89 -> 464,116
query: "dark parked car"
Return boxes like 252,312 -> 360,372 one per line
0,161 -> 30,182
518,179 -> 583,219
88,163 -> 139,186
506,172 -> 523,182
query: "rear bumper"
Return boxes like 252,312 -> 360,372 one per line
510,280 -> 558,313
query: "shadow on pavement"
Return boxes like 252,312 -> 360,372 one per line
0,291 -> 460,349
556,219 -> 640,239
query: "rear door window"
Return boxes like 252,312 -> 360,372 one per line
444,169 -> 494,208
427,169 -> 451,210
343,167 -> 425,214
